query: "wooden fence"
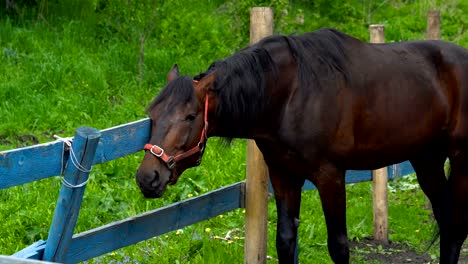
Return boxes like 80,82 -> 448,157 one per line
1,119 -> 245,263
0,122 -> 414,264
0,8 -> 442,264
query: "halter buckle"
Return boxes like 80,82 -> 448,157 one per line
150,145 -> 164,157
198,142 -> 205,153
167,157 -> 176,169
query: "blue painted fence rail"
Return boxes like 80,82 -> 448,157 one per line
0,255 -> 57,264
0,118 -> 152,189
0,118 -> 415,263
12,182 -> 245,263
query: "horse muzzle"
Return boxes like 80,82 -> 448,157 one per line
135,165 -> 172,198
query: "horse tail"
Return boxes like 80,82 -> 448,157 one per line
426,224 -> 440,251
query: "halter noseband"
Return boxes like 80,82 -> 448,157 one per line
144,93 -> 209,169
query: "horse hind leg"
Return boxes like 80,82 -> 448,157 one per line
444,102 -> 468,263
441,150 -> 468,263
311,163 -> 349,264
268,166 -> 305,264
409,151 -> 448,229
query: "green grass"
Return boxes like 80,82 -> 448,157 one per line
0,0 -> 467,263
70,175 -> 436,264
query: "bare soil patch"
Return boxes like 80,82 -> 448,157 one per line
350,238 -> 468,263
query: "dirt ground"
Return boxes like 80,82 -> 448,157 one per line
350,238 -> 468,264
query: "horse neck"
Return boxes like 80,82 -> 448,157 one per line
206,91 -> 260,140
208,54 -> 296,140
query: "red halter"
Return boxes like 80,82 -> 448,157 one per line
144,94 -> 209,169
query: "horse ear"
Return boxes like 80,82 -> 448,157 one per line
167,64 -> 179,82
193,72 -> 215,102
194,72 -> 215,94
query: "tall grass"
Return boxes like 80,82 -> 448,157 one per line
0,0 -> 467,263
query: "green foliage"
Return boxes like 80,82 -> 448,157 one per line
0,0 -> 467,263
97,0 -> 158,42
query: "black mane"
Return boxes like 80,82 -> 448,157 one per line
149,29 -> 350,136
285,28 -> 350,90
205,45 -> 276,137
197,28 -> 350,136
147,76 -> 195,113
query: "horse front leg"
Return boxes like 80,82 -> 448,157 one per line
312,163 -> 349,264
269,167 -> 305,264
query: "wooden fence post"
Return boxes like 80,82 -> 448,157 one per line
245,7 -> 273,264
369,24 -> 389,244
43,127 -> 101,263
426,10 -> 440,40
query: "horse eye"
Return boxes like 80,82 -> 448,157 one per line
184,114 -> 196,121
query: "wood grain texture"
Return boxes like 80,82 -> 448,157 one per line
0,141 -> 64,189
64,182 -> 244,263
12,240 -> 46,260
369,24 -> 389,243
0,119 -> 150,190
43,127 -> 101,263
245,7 -> 273,264
302,161 -> 414,191
373,168 -> 389,242
0,255 -> 56,264
426,11 -> 440,40
92,118 -> 150,164
369,24 -> 385,43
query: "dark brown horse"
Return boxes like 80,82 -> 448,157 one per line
136,28 -> 468,263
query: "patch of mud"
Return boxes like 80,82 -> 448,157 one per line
350,238 -> 468,263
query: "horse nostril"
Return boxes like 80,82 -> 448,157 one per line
151,170 -> 160,188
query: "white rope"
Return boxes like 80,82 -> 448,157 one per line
54,135 -> 92,188
62,177 -> 89,188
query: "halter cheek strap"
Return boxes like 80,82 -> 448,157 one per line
144,94 -> 209,169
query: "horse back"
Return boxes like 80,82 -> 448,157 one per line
326,38 -> 468,168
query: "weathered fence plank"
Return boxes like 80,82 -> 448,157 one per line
0,141 -> 64,189
92,118 -> 150,164
64,182 -> 245,263
0,255 -> 56,264
0,118 -> 150,190
13,241 -> 46,260
12,182 -> 244,263
302,161 -> 414,190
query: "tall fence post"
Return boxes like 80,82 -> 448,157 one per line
245,7 -> 273,264
369,24 -> 389,244
426,10 -> 441,40
43,127 -> 101,263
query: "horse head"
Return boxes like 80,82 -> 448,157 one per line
136,65 -> 215,198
